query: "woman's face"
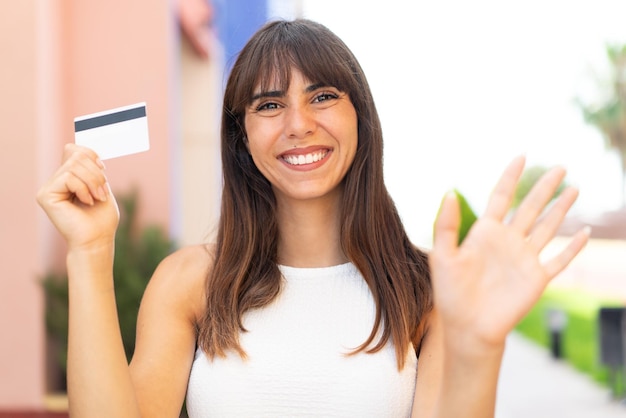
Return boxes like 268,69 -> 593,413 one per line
244,68 -> 358,204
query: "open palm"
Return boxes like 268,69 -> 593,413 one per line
430,156 -> 589,350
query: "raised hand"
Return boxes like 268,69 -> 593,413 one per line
36,143 -> 119,251
430,156 -> 589,351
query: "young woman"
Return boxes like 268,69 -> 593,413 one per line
37,19 -> 589,417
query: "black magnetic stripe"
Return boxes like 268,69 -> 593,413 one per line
74,106 -> 146,132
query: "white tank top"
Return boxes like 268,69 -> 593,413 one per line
186,263 -> 417,417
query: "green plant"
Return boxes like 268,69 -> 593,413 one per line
433,189 -> 478,245
511,165 -> 567,209
516,286 -> 625,393
42,189 -> 176,375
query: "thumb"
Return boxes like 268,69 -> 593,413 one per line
433,191 -> 461,253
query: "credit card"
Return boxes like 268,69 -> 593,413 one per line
74,102 -> 150,160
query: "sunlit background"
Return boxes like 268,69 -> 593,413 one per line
271,0 -> 626,246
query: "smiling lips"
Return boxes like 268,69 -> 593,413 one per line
281,149 -> 330,166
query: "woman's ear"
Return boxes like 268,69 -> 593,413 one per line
243,136 -> 251,153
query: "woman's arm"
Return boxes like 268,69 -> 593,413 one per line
413,308 -> 504,418
37,144 -> 203,417
64,244 -> 143,416
37,144 -> 139,416
412,308 -> 443,417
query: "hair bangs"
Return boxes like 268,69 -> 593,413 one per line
250,46 -> 294,104
242,20 -> 359,108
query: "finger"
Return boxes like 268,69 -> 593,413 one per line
433,192 -> 461,255
61,171 -> 96,206
543,226 -> 591,279
527,186 -> 579,251
509,166 -> 566,234
46,150 -> 108,205
62,143 -> 104,169
483,155 -> 526,221
69,157 -> 109,202
543,226 -> 590,279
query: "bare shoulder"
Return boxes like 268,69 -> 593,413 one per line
155,243 -> 214,279
143,243 -> 215,323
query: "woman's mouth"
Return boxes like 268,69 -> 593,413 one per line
281,149 -> 329,166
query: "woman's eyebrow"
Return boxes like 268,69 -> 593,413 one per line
250,83 -> 331,101
305,82 -> 326,92
251,90 -> 284,101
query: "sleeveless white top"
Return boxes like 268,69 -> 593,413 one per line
186,263 -> 417,417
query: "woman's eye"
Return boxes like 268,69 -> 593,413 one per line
313,92 -> 339,103
256,102 -> 280,111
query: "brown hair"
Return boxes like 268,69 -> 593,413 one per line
197,18 -> 432,369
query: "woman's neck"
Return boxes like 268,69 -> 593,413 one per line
275,192 -> 347,268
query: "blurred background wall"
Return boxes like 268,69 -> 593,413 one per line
0,0 -> 176,410
0,0 -> 268,411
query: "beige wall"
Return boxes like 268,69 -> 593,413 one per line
0,0 -> 181,409
1,1 -> 48,408
65,1 -> 176,228
179,34 -> 223,246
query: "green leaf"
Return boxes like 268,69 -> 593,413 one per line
454,189 -> 478,245
512,166 -> 567,209
434,189 -> 478,245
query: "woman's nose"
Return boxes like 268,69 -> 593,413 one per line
284,105 -> 315,139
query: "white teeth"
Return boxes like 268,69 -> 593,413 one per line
283,150 -> 328,166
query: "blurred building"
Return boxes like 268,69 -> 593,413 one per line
0,0 -> 269,413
